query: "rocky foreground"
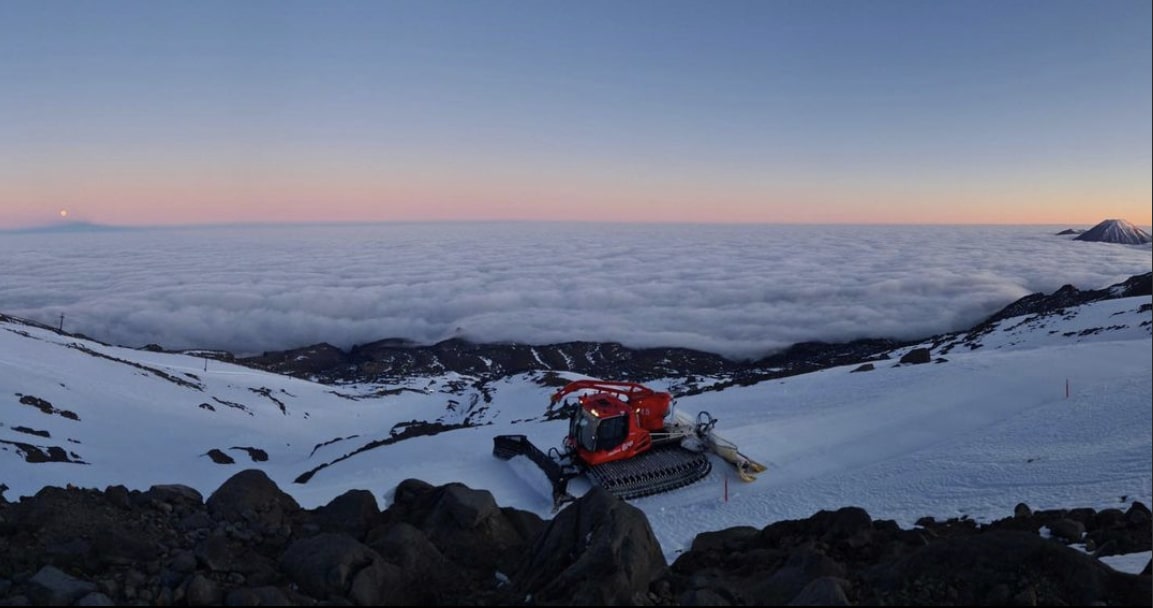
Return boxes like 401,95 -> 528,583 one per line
0,471 -> 1149,606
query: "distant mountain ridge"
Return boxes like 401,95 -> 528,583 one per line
1074,219 -> 1152,245
0,221 -> 128,234
4,272 -> 1147,395
236,272 -> 1153,390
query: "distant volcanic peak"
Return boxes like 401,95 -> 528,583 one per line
1073,219 -> 1152,245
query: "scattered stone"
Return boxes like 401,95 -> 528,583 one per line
204,449 -> 234,464
899,348 -> 932,364
28,566 -> 97,605
1046,518 -> 1086,543
75,591 -> 116,606
788,576 -> 851,606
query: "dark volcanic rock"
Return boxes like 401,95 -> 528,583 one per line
0,475 -> 1150,607
279,532 -> 405,605
899,348 -> 932,365
365,522 -> 464,603
864,529 -> 1150,606
28,565 -> 97,605
312,489 -> 380,540
241,342 -> 348,376
378,479 -> 544,577
206,468 -> 300,534
513,486 -> 666,605
665,503 -> 1152,606
244,337 -> 747,386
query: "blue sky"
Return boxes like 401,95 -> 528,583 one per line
1,0 -> 1149,227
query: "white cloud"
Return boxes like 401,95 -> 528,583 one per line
1,223 -> 1149,359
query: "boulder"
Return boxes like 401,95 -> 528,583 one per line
366,521 -> 465,602
899,348 -> 932,365
747,548 -> 846,605
206,469 -> 299,534
385,481 -> 543,575
280,532 -> 406,605
1046,518 -> 1085,543
145,484 -> 204,506
312,489 -> 380,540
28,566 -> 98,605
513,486 -> 666,605
788,576 -> 851,606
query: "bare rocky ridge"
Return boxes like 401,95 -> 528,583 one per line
0,471 -> 1148,606
236,272 -> 1152,393
6,273 -> 1145,396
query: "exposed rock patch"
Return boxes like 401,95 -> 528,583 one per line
898,348 -> 932,365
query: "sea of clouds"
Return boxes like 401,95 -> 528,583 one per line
2,222 -> 1149,360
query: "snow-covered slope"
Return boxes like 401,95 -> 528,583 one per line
1074,218 -> 1153,245
2,294 -> 1150,562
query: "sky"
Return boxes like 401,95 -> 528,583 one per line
1,0 -> 1150,229
2,286 -> 1149,570
0,223 -> 1150,359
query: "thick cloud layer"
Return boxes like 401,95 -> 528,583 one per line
2,223 -> 1149,360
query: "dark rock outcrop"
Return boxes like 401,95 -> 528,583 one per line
0,471 -> 1148,606
279,533 -> 404,605
663,505 -> 1151,606
863,530 -> 1149,605
898,348 -> 932,365
312,489 -> 379,540
513,486 -> 667,605
205,468 -> 300,535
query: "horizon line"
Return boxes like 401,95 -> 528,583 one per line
4,218 -> 1148,233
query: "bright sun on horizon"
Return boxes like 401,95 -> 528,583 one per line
59,209 -> 68,218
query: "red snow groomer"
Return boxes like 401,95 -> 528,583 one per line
493,378 -> 765,507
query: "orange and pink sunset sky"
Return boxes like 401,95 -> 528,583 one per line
2,1 -> 1150,229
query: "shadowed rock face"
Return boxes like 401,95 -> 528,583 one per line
663,504 -> 1151,607
0,471 -> 1149,606
1074,219 -> 1152,245
513,486 -> 667,605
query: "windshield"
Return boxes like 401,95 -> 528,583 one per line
574,408 -> 628,452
